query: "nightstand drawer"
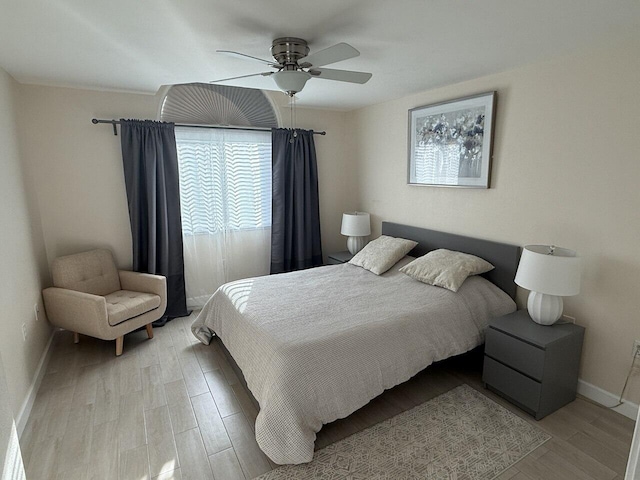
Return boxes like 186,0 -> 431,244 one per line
483,356 -> 541,413
485,328 -> 545,381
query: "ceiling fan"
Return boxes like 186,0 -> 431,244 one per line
212,37 -> 372,96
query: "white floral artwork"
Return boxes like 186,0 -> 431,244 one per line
408,92 -> 496,188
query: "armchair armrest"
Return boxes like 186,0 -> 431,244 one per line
42,287 -> 109,338
118,271 -> 167,297
118,271 -> 167,319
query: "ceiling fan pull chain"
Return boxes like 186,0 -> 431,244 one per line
293,95 -> 297,135
288,94 -> 298,143
289,95 -> 292,128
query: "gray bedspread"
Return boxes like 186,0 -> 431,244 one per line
191,258 -> 516,464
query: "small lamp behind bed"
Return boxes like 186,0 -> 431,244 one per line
341,212 -> 371,255
515,245 -> 581,325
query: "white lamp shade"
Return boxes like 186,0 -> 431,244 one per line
341,212 -> 371,237
515,245 -> 581,296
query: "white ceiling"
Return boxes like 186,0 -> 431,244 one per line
0,0 -> 638,110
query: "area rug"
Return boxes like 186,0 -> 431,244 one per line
255,384 -> 550,480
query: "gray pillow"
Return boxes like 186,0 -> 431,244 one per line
399,249 -> 494,292
349,235 -> 418,275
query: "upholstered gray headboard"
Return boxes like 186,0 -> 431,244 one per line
381,222 -> 520,299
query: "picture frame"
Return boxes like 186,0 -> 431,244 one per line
407,91 -> 496,188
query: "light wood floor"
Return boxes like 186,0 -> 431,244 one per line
20,311 -> 635,479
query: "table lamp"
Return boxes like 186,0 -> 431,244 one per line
514,245 -> 581,325
341,212 -> 371,255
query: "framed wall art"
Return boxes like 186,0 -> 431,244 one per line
408,91 -> 496,188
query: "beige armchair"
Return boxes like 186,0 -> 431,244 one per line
42,249 -> 167,356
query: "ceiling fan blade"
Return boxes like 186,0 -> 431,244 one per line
210,72 -> 273,83
217,50 -> 277,67
299,42 -> 359,68
309,68 -> 372,84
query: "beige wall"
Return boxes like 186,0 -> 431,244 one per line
348,35 -> 640,399
0,68 -> 52,418
15,85 -> 160,269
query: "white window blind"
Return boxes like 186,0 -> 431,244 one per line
175,127 -> 272,235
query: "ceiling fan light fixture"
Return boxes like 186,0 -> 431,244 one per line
272,70 -> 311,96
213,38 -> 372,96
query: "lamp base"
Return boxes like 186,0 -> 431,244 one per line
347,236 -> 367,255
527,291 -> 563,325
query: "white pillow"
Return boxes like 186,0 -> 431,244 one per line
399,249 -> 494,292
349,235 -> 418,275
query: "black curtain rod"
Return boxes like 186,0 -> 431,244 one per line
91,118 -> 326,136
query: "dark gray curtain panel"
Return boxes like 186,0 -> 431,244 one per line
120,119 -> 189,324
271,128 -> 323,273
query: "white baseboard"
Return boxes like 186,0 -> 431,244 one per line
16,331 -> 55,437
578,379 -> 639,420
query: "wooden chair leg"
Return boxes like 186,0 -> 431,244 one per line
73,332 -> 80,344
145,323 -> 154,339
115,336 -> 124,356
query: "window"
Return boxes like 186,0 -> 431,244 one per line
164,85 -> 277,308
175,127 -> 272,235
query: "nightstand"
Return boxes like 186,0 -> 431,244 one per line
483,310 -> 584,420
326,251 -> 354,265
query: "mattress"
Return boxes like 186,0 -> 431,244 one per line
191,258 -> 516,464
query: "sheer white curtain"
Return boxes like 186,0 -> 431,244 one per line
175,127 -> 272,308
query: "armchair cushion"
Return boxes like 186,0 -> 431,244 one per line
52,249 -> 120,296
105,290 -> 162,326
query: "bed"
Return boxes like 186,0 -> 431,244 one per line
191,222 -> 520,464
